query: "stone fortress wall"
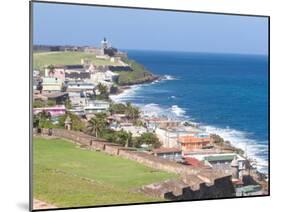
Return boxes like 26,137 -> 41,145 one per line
39,128 -> 235,200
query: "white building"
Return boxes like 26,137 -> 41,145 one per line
155,127 -> 189,148
84,100 -> 110,115
91,71 -> 119,83
42,77 -> 63,92
66,82 -> 95,92
112,124 -> 147,137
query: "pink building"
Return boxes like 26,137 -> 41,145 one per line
33,105 -> 66,116
44,65 -> 65,81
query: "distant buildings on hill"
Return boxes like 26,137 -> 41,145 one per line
33,37 -> 127,58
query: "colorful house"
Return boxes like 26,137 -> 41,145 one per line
152,147 -> 182,161
179,133 -> 211,152
33,105 -> 66,117
44,65 -> 65,81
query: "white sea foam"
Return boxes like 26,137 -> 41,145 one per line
109,85 -> 141,103
109,75 -> 268,173
202,125 -> 268,173
163,75 -> 177,80
170,105 -> 186,116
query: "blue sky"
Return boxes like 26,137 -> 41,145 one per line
33,2 -> 268,55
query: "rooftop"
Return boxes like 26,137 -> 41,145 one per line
65,64 -> 84,69
179,135 -> 210,143
42,77 -> 63,84
152,147 -> 182,154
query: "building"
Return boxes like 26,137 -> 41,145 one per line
33,91 -> 69,104
67,107 -> 85,117
119,125 -> 147,137
235,185 -> 263,196
152,147 -> 182,161
108,65 -> 133,72
42,77 -> 63,92
84,46 -> 102,55
33,105 -> 66,117
66,82 -> 95,93
143,118 -> 180,132
179,133 -> 211,152
64,65 -> 91,81
68,92 -> 86,106
91,71 -> 119,83
155,127 -> 188,148
184,152 -> 246,176
44,64 -> 91,81
84,100 -> 110,115
44,65 -> 65,81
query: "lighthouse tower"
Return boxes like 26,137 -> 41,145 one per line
101,37 -> 108,55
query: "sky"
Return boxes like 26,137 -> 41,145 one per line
33,2 -> 268,55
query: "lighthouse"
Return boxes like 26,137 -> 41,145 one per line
101,37 -> 108,55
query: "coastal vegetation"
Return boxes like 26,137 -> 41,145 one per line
109,102 -> 140,122
116,58 -> 157,85
87,113 -> 108,137
58,113 -> 86,131
95,83 -> 109,100
134,133 -> 161,149
33,138 -> 175,207
211,133 -> 245,155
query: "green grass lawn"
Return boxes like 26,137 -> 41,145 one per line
33,51 -> 120,71
33,138 -> 176,207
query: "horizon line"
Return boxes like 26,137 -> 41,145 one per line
33,44 -> 268,57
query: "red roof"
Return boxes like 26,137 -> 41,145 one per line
184,157 -> 205,167
179,135 -> 210,144
152,147 -> 181,154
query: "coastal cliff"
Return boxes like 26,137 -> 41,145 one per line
116,57 -> 159,85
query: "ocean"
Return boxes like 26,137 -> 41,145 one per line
111,50 -> 269,173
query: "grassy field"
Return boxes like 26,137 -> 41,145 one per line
33,51 -> 120,71
33,138 -> 176,207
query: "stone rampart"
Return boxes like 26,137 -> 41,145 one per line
38,128 -> 234,200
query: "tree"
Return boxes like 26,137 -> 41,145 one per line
33,100 -> 45,108
58,113 -> 85,131
125,102 -> 140,121
96,83 -> 109,100
114,130 -> 132,147
47,64 -> 55,76
33,110 -> 53,129
87,113 -> 108,138
46,99 -> 56,107
135,132 -> 161,149
64,99 -> 72,109
109,103 -> 127,114
37,81 -> 43,94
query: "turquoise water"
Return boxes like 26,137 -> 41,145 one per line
112,50 -> 269,173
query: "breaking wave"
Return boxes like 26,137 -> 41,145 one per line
109,76 -> 268,174
202,125 -> 268,173
163,75 -> 177,80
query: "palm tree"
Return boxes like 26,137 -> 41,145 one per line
97,83 -> 108,99
33,110 -> 52,130
125,102 -> 140,121
87,113 -> 107,138
114,130 -> 132,147
47,64 -> 55,77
